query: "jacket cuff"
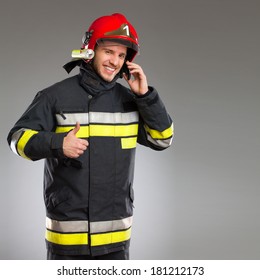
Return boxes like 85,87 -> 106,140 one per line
133,86 -> 158,107
133,88 -> 151,98
51,133 -> 66,158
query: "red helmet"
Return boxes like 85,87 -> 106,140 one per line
82,13 -> 139,62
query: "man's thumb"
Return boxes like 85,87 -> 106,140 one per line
72,122 -> 80,135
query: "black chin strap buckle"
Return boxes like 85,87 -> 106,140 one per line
82,31 -> 93,45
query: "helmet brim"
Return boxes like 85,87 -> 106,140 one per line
96,38 -> 139,55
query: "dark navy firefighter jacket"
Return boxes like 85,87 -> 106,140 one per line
7,62 -> 173,256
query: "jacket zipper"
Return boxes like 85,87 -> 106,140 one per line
87,95 -> 92,255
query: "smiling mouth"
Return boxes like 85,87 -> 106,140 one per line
104,66 -> 116,74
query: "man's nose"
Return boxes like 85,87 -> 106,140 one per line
109,55 -> 120,66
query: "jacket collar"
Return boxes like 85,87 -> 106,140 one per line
63,60 -> 119,95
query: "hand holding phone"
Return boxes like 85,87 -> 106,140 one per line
123,61 -> 149,95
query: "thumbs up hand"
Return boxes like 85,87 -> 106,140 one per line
63,122 -> 89,158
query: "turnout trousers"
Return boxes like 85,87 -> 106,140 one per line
47,249 -> 129,260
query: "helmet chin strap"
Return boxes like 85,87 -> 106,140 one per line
63,60 -> 83,74
82,31 -> 93,45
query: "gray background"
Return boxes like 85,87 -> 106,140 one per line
0,0 -> 259,260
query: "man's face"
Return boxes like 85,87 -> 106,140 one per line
92,42 -> 127,82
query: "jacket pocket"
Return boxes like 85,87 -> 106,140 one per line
121,137 -> 137,149
45,189 -> 71,212
126,183 -> 135,215
129,183 -> 134,206
55,107 -> 86,126
62,158 -> 83,169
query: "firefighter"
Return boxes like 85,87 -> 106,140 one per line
7,13 -> 174,260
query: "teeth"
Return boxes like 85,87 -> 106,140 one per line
105,66 -> 115,72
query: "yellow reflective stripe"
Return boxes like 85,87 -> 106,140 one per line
144,123 -> 173,139
91,228 -> 131,246
17,130 -> 38,160
121,137 -> 137,149
46,228 -> 131,246
90,124 -> 138,137
56,124 -> 138,138
55,126 -> 90,138
45,229 -> 88,245
55,126 -> 74,133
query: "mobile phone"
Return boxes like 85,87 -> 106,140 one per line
121,63 -> 131,80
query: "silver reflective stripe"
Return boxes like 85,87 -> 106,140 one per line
55,112 -> 139,126
46,217 -> 88,233
89,112 -> 139,124
90,216 -> 133,234
10,128 -> 26,155
147,134 -> 173,148
55,113 -> 89,126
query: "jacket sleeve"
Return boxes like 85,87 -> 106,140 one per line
7,91 -> 66,161
134,86 -> 174,150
